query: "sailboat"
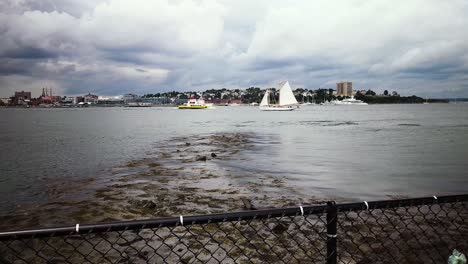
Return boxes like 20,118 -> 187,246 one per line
259,81 -> 298,111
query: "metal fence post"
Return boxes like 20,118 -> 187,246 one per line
326,201 -> 337,264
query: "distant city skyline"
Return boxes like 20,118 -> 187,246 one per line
1,0 -> 467,98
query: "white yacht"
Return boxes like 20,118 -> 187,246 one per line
331,97 -> 368,105
259,81 -> 298,111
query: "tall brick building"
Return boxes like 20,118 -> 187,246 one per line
336,82 -> 352,97
13,91 -> 32,105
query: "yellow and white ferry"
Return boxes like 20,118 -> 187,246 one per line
178,97 -> 208,109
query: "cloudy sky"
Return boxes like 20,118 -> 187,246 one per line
1,0 -> 467,97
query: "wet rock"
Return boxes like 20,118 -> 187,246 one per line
241,198 -> 257,210
126,162 -> 139,168
211,153 -> 217,158
130,200 -> 157,209
196,155 -> 207,161
143,201 -> 157,209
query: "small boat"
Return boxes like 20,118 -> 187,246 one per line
178,97 -> 208,109
331,97 -> 368,105
259,81 -> 298,111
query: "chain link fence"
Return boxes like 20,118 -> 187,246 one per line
1,194 -> 467,263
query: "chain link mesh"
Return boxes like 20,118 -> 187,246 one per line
337,200 -> 468,264
0,213 -> 327,263
1,196 -> 467,263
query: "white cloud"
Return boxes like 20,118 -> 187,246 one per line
390,41 -> 464,71
80,0 -> 226,54
241,1 -> 468,66
0,0 -> 467,97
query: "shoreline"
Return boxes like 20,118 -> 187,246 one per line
0,101 -> 456,110
0,132 -> 326,231
1,109 -> 467,230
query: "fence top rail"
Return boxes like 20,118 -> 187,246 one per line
337,193 -> 468,212
0,193 -> 467,241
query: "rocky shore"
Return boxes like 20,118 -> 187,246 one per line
1,133 -> 466,263
0,132 -> 324,230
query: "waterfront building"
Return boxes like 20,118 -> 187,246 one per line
228,99 -> 242,105
35,87 -> 60,105
0,98 -> 11,105
37,96 -> 61,106
13,91 -> 32,105
173,98 -> 189,105
136,97 -> 170,105
336,82 -> 353,97
97,95 -> 124,105
75,96 -> 84,104
123,94 -> 139,104
212,99 -> 229,105
84,93 -> 98,104
60,96 -> 77,105
127,96 -> 170,106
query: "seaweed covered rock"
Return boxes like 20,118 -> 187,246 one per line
196,155 -> 207,161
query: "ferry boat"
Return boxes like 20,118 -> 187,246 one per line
178,97 -> 208,109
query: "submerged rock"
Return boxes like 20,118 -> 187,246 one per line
130,200 -> 157,210
144,201 -> 157,209
241,198 -> 257,210
196,155 -> 207,161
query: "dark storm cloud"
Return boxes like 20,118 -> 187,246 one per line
101,51 -> 185,69
0,0 -> 467,97
2,46 -> 57,59
0,59 -> 32,75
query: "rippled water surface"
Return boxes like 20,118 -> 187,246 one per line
1,104 -> 468,213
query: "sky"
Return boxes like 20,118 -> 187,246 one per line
0,0 -> 467,98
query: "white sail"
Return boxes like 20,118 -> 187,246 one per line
260,90 -> 270,106
278,81 -> 298,106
